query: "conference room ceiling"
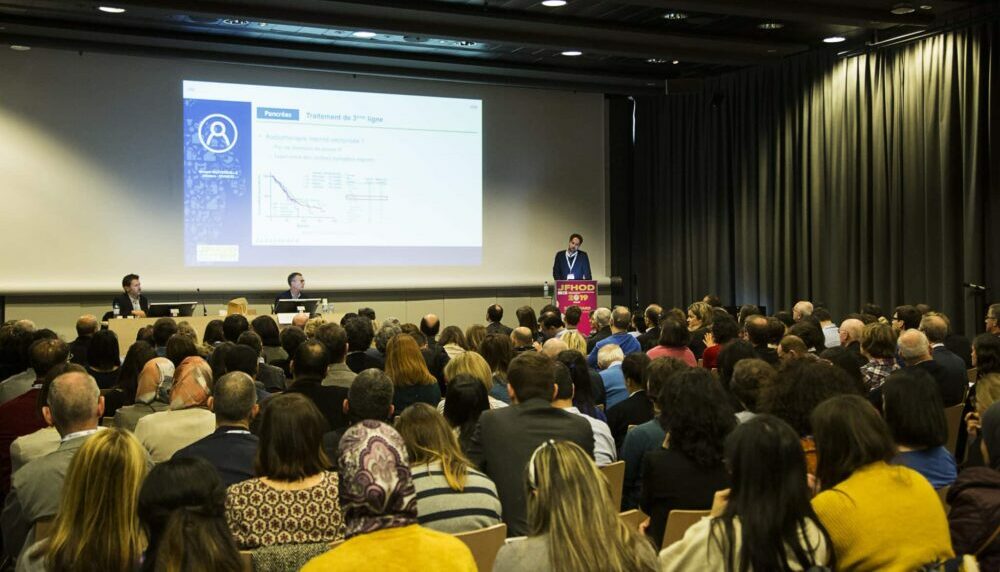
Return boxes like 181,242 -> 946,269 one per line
0,0 -> 991,94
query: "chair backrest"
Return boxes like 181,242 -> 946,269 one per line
240,551 -> 253,572
937,485 -> 951,514
968,368 -> 978,386
599,461 -> 626,510
662,509 -> 710,548
618,509 -> 648,531
454,523 -> 507,571
33,518 -> 54,542
944,403 -> 965,455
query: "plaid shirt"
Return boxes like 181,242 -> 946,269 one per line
862,357 -> 898,392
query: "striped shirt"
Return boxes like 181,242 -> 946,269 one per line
410,460 -> 503,534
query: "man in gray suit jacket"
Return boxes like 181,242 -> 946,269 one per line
1,371 -> 105,560
467,352 -> 594,537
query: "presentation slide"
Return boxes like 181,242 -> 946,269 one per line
182,80 -> 482,267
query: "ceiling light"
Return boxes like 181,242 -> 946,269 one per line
672,60 -> 680,65
541,0 -> 567,6
823,36 -> 846,43
663,12 -> 687,20
758,22 -> 784,30
457,40 -> 478,47
97,6 -> 126,13
920,4 -> 933,9
890,2 -> 916,14
9,45 -> 31,51
647,58 -> 667,64
561,50 -> 582,56
351,31 -> 377,39
222,19 -> 250,26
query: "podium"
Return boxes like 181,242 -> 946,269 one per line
554,280 -> 598,336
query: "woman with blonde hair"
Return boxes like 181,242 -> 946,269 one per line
563,331 -> 587,355
464,324 -> 487,352
441,352 -> 508,410
494,440 -> 657,572
686,302 -> 714,360
384,334 -> 441,414
396,403 -> 502,533
18,429 -> 148,572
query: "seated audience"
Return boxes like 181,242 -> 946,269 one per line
314,323 -> 356,389
921,313 -> 968,386
284,340 -> 348,432
272,326 -> 307,378
587,306 -> 641,368
9,366 -> 75,476
494,440 -> 656,572
700,315 -> 738,370
251,315 -> 286,364
485,303 -> 513,336
776,335 -> 810,362
859,321 -> 898,393
134,356 -> 215,463
556,350 -> 606,420
438,326 -> 469,360
303,421 -> 476,571
464,324 -> 486,352
636,304 -> 663,352
222,314 -> 248,343
114,357 -> 173,432
587,307 -> 613,353
226,393 -> 343,549
964,373 -> 1000,467
67,314 -> 97,366
744,315 -> 779,365
659,415 -> 832,570
478,333 -> 513,404
16,429 -> 147,572
442,375 -> 490,456
467,352 -> 594,537
641,369 -> 735,548
838,318 -> 865,354
84,330 -> 120,389
716,340 -> 758,404
385,334 -> 441,414
237,331 -> 286,391
552,362 -> 616,466
646,318 -> 697,367
685,302 -> 714,359
100,341 -> 156,421
173,372 -> 260,487
898,329 -> 965,406
0,331 -> 58,406
882,369 -> 957,488
510,327 -> 537,353
203,319 -> 225,347
165,333 -> 199,368
563,330 -> 588,355
947,401 -> 1000,569
151,318 -> 178,357
322,369 -> 395,465
606,353 -> 653,448
369,322 -> 399,369
138,457 -> 242,572
810,395 -> 953,570
787,320 -> 825,354
598,344 -> 629,409
441,352 -> 508,410
396,403 -> 501,533
344,316 -> 382,373
728,358 -> 775,422
541,337 -> 568,359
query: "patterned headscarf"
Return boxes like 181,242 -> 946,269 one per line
135,358 -> 174,405
337,420 -> 417,538
169,356 -> 212,410
981,401 -> 1000,471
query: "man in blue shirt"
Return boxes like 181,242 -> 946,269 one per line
587,306 -> 641,368
597,344 -> 629,409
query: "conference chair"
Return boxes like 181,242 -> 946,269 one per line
241,541 -> 333,572
662,509 -> 710,549
454,522 -> 507,571
968,368 -> 978,386
598,461 -> 626,510
937,486 -> 951,514
944,403 -> 965,455
618,509 -> 648,532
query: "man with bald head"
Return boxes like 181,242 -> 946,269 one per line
897,329 -> 965,406
838,318 -> 865,356
541,338 -> 568,359
420,314 -> 441,348
792,300 -> 814,322
68,315 -> 98,367
511,327 -> 536,354
920,313 -> 968,390
587,306 -> 641,369
1,370 -> 108,558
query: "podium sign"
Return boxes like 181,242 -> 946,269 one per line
555,280 -> 598,337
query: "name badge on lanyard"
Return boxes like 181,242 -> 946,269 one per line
566,251 -> 578,280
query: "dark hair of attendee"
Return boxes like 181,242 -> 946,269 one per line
819,346 -> 865,388
255,393 -> 330,480
116,341 -> 157,405
542,314 -> 565,331
357,307 -> 376,321
408,328 -> 428,347
0,323 -> 34,371
236,331 -> 263,357
86,330 -> 120,370
644,357 -> 689,405
621,353 -> 651,388
658,318 -> 690,348
882,369 -> 947,449
203,320 -> 225,345
738,304 -> 761,324
208,342 -> 235,381
861,303 -> 885,320
975,333 -> 1000,377
420,316 -> 441,338
348,369 -> 394,423
478,334 -> 513,378
121,273 -> 139,289
564,305 -> 582,327
165,334 -> 199,367
516,306 -> 539,332
279,326 -> 308,356
222,314 -> 248,343
774,311 -> 795,328
893,305 -> 922,330
704,294 -> 722,308
314,323 -> 349,364
343,316 -> 375,353
711,415 -> 834,572
152,318 -> 178,347
717,340 -> 758,391
711,316 -> 740,345
443,375 -> 490,442
250,315 -> 281,347
487,304 -> 504,323
631,313 -> 646,334
812,307 -> 832,323
29,338 -> 70,381
540,304 -> 560,317
224,344 -> 259,378
438,326 -> 468,350
765,317 -> 786,344
761,361 -> 861,437
744,316 -> 770,346
787,321 -> 824,353
508,351 -> 555,401
556,350 -> 600,416
136,326 -> 154,345
811,395 -> 896,490
729,359 -> 774,414
340,312 -> 359,327
291,339 -> 330,379
658,369 -> 736,468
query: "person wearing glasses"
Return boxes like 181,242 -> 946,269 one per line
987,304 -> 1000,337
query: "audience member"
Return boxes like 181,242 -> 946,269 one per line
792,300 -> 814,322
322,369 -> 395,465
478,333 -> 513,404
494,441 -> 657,572
810,395 -> 953,569
467,352 -> 593,536
273,326 -> 307,377
646,318 -> 696,366
641,368 -> 734,548
716,340 -> 758,403
464,324 -> 487,353
562,305 -> 583,337
729,358 -> 775,422
314,323 -> 356,389
16,429 -> 147,572
859,322 -> 898,393
442,352 -> 508,410
539,314 -> 566,342
237,331 -> 286,391
486,304 -> 512,335
964,373 -> 1000,467
921,313 -> 969,386
151,318 -> 179,356
302,421 -> 476,571
165,332 -> 199,368
685,302 -> 714,359
8,364 -> 79,477
385,334 -> 441,414
787,320 -> 825,354
556,349 -> 605,420
935,312 -> 973,368
812,307 -> 839,349
986,303 -> 1000,336
442,375 -> 490,457
586,307 -> 613,352
226,393 -> 343,549
882,369 -> 956,488
0,336 -> 65,406
540,337 -> 567,359
250,315 -> 286,364
67,314 -> 98,366
838,318 -> 865,355
637,304 -> 664,351
897,329 -> 965,406
439,326 -> 469,360
203,319 -> 225,346
587,307 -> 640,368
700,315 -> 738,370
552,362 -> 616,466
81,329 -> 119,389
0,322 -> 34,385
134,356 -> 215,463
396,403 -> 502,533
343,316 -> 381,373
947,401 -> 1000,570
563,330 -> 588,355
370,322 -> 399,368
598,344 -> 629,409
285,340 -> 347,432
892,305 -> 922,332
659,415 -> 832,570
744,315 -> 778,365
138,457 -> 242,572
102,341 -> 156,421
606,353 -> 653,448
510,327 -> 536,353
776,335 -> 810,362
173,372 -> 259,487
222,314 -> 248,343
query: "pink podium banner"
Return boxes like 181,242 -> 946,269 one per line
555,280 -> 598,337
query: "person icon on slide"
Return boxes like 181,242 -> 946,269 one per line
552,233 -> 592,281
205,121 -> 232,149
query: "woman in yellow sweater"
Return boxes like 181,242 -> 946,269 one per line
810,395 -> 954,571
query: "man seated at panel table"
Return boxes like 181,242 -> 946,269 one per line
273,272 -> 307,310
112,273 -> 149,318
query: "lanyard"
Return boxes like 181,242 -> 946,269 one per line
565,251 -> 577,272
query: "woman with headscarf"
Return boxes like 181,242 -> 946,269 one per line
112,356 -> 174,432
132,356 -> 215,462
947,401 -> 1000,568
302,420 -> 477,572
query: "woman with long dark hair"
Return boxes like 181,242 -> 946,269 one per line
478,333 -> 514,404
556,349 -> 605,421
102,341 -> 157,419
442,374 -> 491,455
85,329 -> 121,389
882,369 -> 956,487
659,415 -> 832,570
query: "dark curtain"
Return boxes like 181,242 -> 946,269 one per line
626,21 -> 1000,335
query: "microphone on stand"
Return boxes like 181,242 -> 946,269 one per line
197,288 -> 208,316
